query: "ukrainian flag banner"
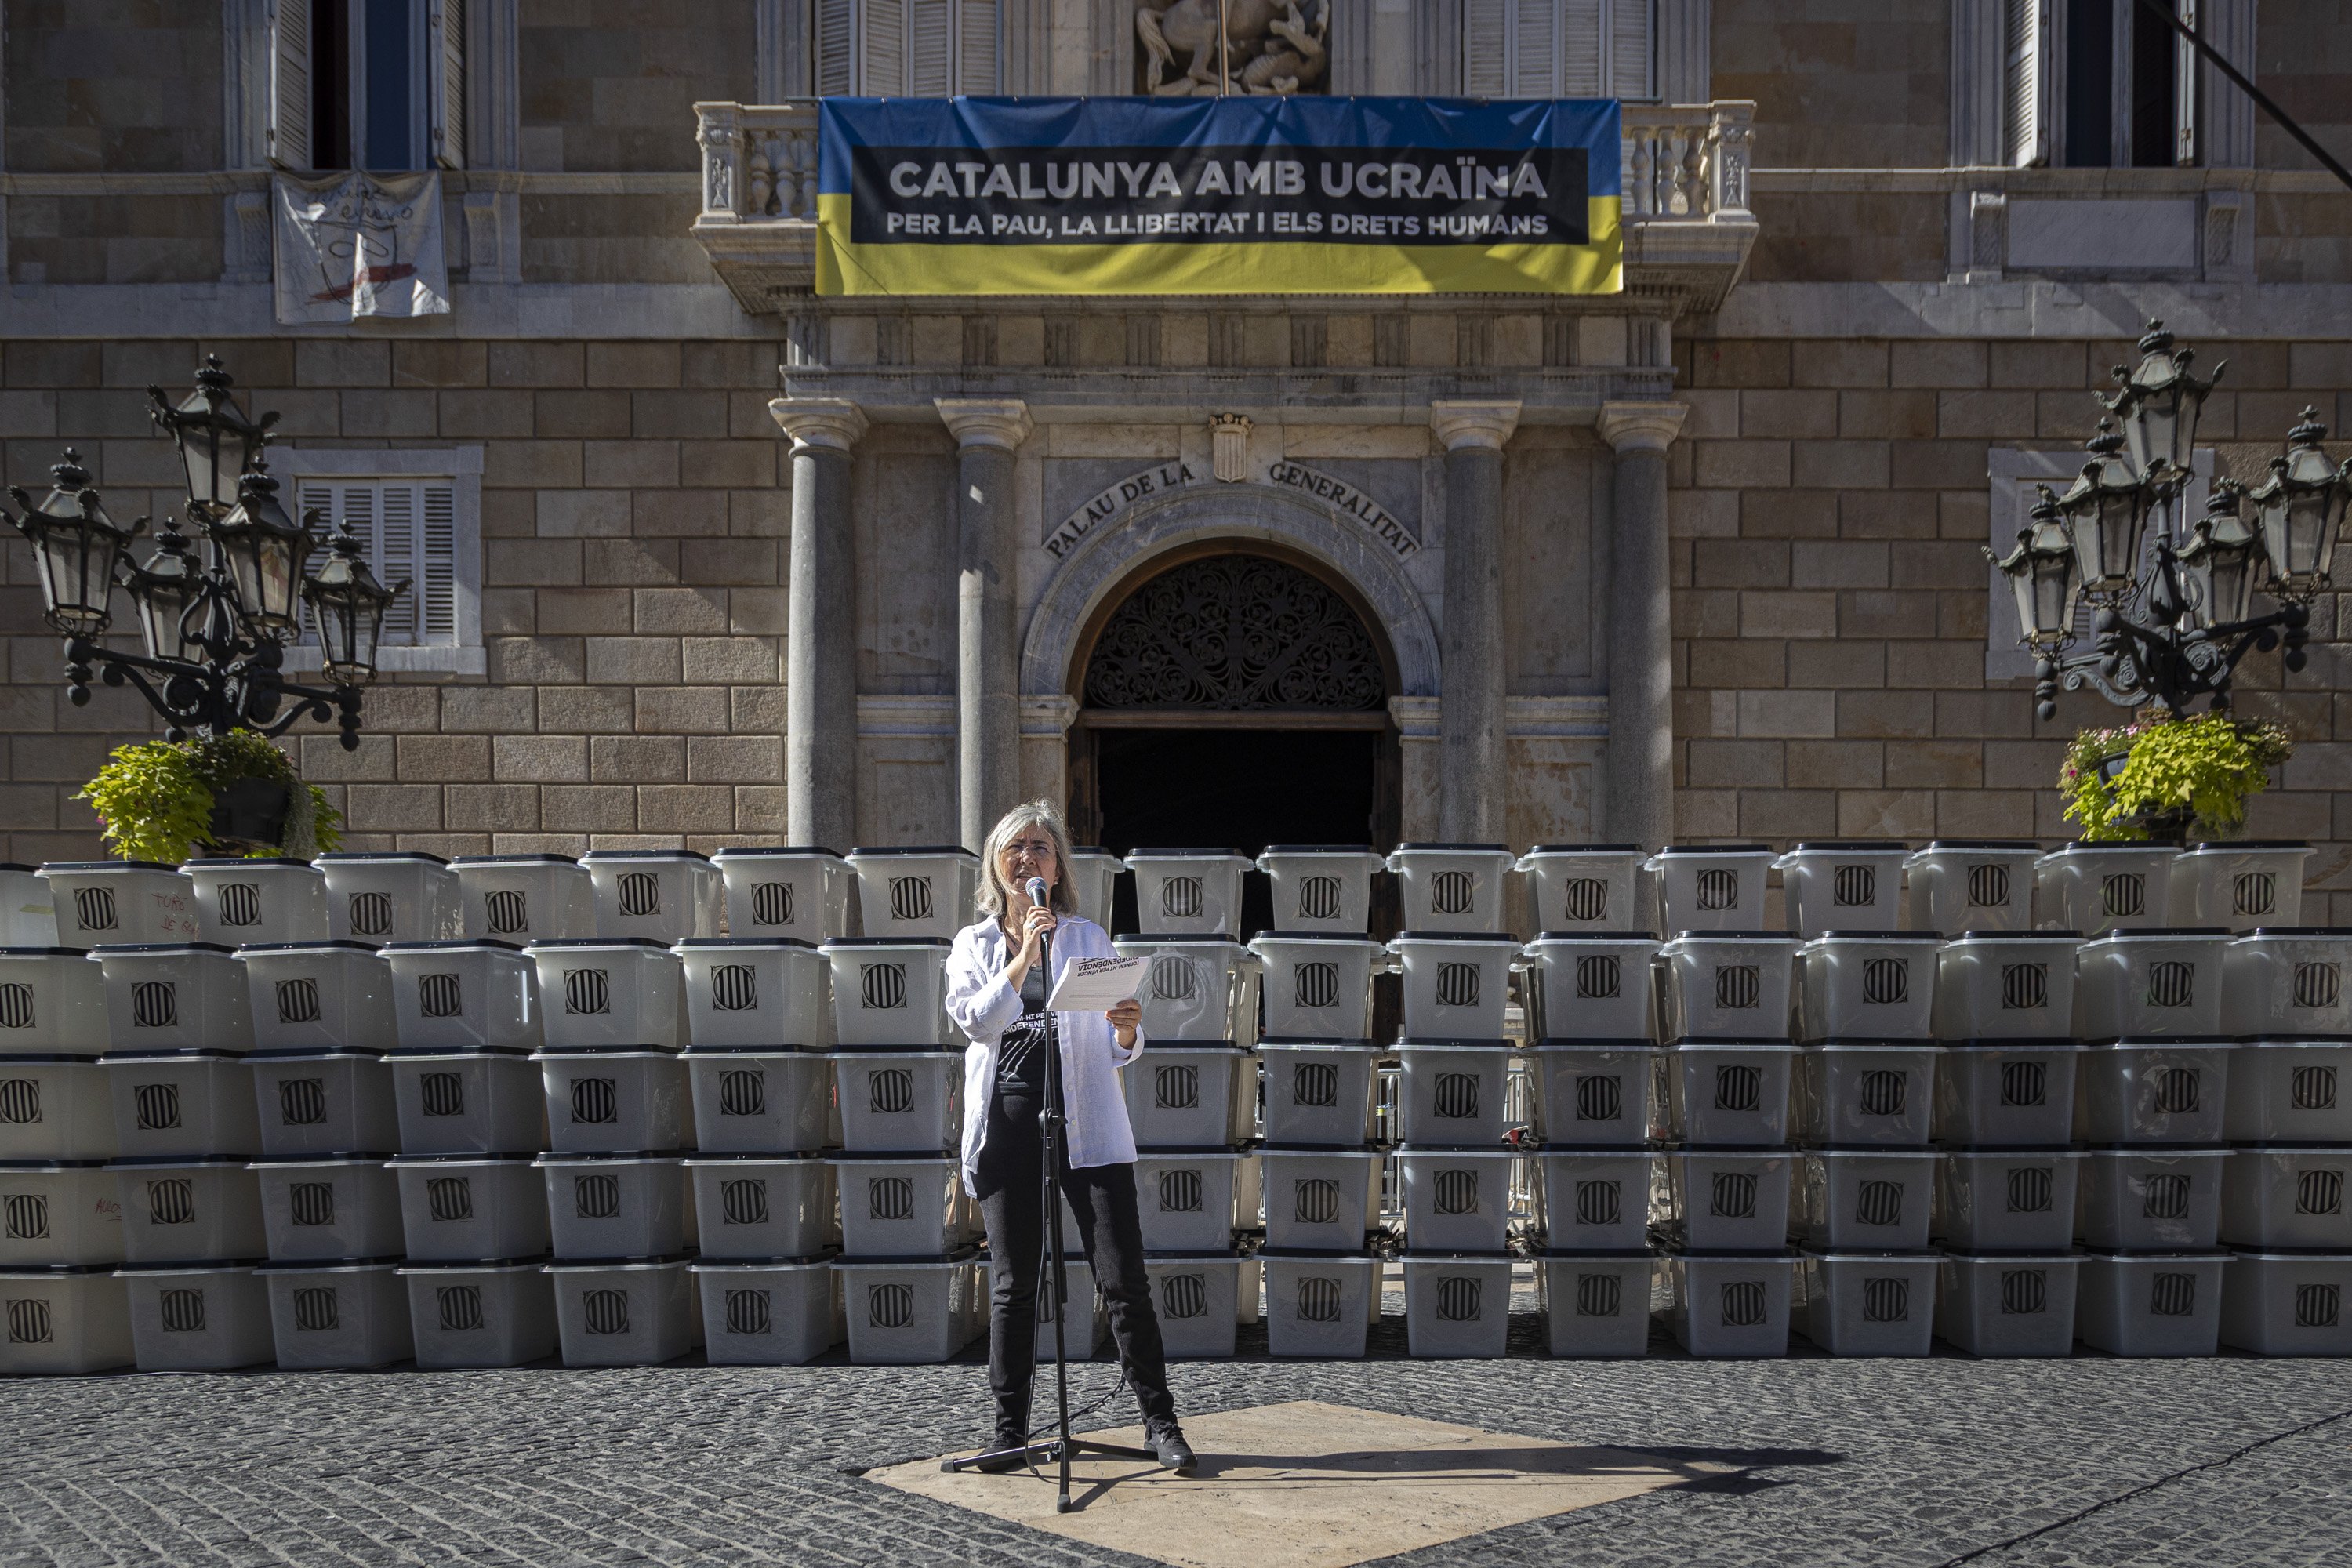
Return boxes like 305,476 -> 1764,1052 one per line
815,96 -> 1622,296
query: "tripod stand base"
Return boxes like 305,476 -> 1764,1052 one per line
942,1436 -> 1164,1510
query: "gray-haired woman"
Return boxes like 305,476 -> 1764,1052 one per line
943,800 -> 1193,1474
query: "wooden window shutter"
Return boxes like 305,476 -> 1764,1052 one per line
266,0 -> 313,170
429,0 -> 466,169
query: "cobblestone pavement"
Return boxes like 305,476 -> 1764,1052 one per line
5,1305 -> 2350,1568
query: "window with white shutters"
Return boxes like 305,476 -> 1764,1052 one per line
814,0 -> 999,96
279,448 -> 484,673
1463,0 -> 1654,100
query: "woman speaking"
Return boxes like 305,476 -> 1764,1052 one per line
944,800 -> 1194,1474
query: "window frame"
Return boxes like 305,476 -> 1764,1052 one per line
813,0 -> 1002,97
1972,0 -> 2252,171
274,446 -> 487,677
1458,0 -> 1660,103
266,0 -> 466,173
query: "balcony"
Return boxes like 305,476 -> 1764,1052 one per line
688,100 -> 1759,316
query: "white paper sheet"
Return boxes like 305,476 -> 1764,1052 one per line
1046,955 -> 1147,1012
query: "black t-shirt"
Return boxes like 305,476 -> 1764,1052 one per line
994,961 -> 1051,1092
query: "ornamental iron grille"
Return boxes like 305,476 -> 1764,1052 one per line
1083,555 -> 1385,711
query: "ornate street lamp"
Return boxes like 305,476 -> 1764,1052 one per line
116,516 -> 208,665
6,449 -> 141,637
2245,407 -> 2352,605
208,463 -> 316,641
1991,485 -> 2080,652
2175,481 -> 2261,632
2098,318 -> 2223,478
2055,419 -> 2156,600
303,518 -> 407,687
147,354 -> 277,519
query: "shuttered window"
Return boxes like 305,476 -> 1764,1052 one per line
2002,0 -> 2050,166
264,0 -> 466,172
815,0 -> 999,96
293,477 -> 462,648
1462,0 -> 1654,100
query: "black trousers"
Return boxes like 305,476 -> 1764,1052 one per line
975,1087 -> 1176,1436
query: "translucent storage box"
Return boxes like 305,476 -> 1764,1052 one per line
548,1256 -> 697,1367
2075,1040 -> 2233,1144
1798,932 -> 1938,1042
2222,1145 -> 2352,1250
2074,928 -> 2232,1040
1260,1249 -> 1381,1358
388,1047 -> 543,1156
111,1157 -> 264,1265
1526,1041 -> 1661,1147
0,866 -> 58,947
1793,1044 -> 1938,1147
1033,1255 -> 1103,1363
1063,847 -> 1124,933
0,1058 -> 116,1161
399,1259 -> 558,1369
847,848 -> 981,942
1134,1147 -> 1257,1254
103,1050 -> 260,1160
2220,1250 -> 2352,1356
1392,1041 -> 1515,1147
1665,1250 -> 1797,1357
238,943 -> 397,1054
1932,1042 -> 2082,1146
580,849 -> 722,946
248,1049 -> 397,1160
184,858 -> 328,947
2223,930 -> 2352,1037
118,1262 -> 274,1370
1664,1040 -> 1796,1146
0,1265 -> 132,1374
822,938 -> 953,1048
2079,1146 -> 2228,1250
1123,1044 -> 1253,1148
836,1252 -> 985,1364
1904,841 -> 2042,935
1258,847 -> 1384,935
1661,1147 -> 1793,1252
389,1154 -> 550,1262
693,1256 -> 844,1366
1792,1148 -> 1939,1250
1934,1149 -> 2087,1253
0,1160 -> 121,1266
533,1048 -> 689,1156
1388,932 -> 1521,1042
1935,1250 -> 2082,1357
1521,935 -> 1660,1041
0,948 -> 110,1055
1647,845 -> 1777,935
711,848 -> 855,946
2226,1038 -> 2352,1142
1388,845 -> 1517,935
538,1153 -> 689,1259
261,1259 -> 412,1369
2076,1250 -> 2227,1356
1933,931 -> 2081,1040
684,1050 -> 833,1155
317,852 -> 462,946
92,944 -> 251,1054
1116,935 -> 1258,1045
832,1153 -> 972,1257
1534,1250 -> 1654,1357
527,939 -> 684,1053
451,855 -> 595,943
1145,1250 -> 1258,1359
832,1049 -> 964,1154
383,941 -> 540,1054
1775,843 -> 1910,936
675,938 -> 829,1051
1396,1146 -> 1519,1254
1658,932 -> 1798,1041
38,862 -> 196,946
1250,934 -> 1386,1040
1256,1041 -> 1381,1147
2034,844 -> 2178,935
1529,1147 -> 1654,1252
1258,1146 -> 1386,1252
684,1153 -> 837,1259
2171,842 -> 2314,931
1123,849 -> 1251,937
1517,846 -> 1647,936
1400,1250 -> 1513,1357
1795,1249 -> 1940,1356
252,1157 -> 404,1262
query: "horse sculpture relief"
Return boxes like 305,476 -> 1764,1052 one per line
1136,0 -> 1330,96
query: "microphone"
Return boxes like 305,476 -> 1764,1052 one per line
1025,877 -> 1049,909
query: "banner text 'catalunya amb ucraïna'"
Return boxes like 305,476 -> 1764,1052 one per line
815,96 -> 1621,296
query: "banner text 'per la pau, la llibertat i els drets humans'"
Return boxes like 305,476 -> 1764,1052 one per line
815,95 -> 1624,296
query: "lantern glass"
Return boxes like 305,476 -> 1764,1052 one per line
210,468 -> 314,639
2102,319 -> 2220,478
119,528 -> 207,663
2248,409 -> 2351,601
148,356 -> 272,518
1989,488 -> 2078,649
5,450 -> 135,636
2060,422 -> 2151,599
2176,493 -> 2259,630
301,524 -> 405,685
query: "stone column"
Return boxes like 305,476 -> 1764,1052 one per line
769,396 -> 869,851
936,397 -> 1033,853
1429,399 -> 1522,843
1597,401 -> 1689,851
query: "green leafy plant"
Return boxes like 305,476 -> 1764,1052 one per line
2060,712 -> 2294,842
77,731 -> 343,865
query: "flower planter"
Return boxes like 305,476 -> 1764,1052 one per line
1400,1250 -> 1512,1358
1661,1147 -> 1793,1252
535,1154 -> 689,1260
206,777 -> 292,855
822,938 -> 953,1049
692,1257 -> 844,1366
1646,845 -> 1777,935
2079,1146 -> 2228,1250
2170,842 -> 2314,931
1657,931 -> 1798,1041
683,1049 -> 833,1154
1797,932 -> 1939,1042
388,1154 -> 550,1262
1662,1040 -> 1796,1146
532,1047 -> 689,1156
1516,845 -> 1648,937
2225,1037 -> 2352,1142
2075,1040 -> 2234,1144
0,1265 -> 133,1374
110,1156 -> 265,1265
1792,1044 -> 1938,1147
91,943 -> 251,1054
0,1057 -> 116,1161
387,1047 -> 544,1156
247,1048 -> 397,1159
1902,840 -> 2043,935
710,848 -> 854,945
117,1263 -> 274,1370
38,862 -> 196,946
1259,1248 -> 1381,1357
1528,1147 -> 1654,1251
1520,935 -> 1660,1042
1774,843 -> 1911,936
260,1259 -> 411,1369
1933,1149 -> 2087,1253
1795,1248 -> 1941,1356
526,939 -> 685,1053
238,943 -> 397,1054
0,948 -> 110,1057
675,938 -> 829,1051
684,1152 -> 837,1260
845,847 -> 981,942
2034,844 -> 2179,936
1664,1250 -> 1796,1358
579,850 -> 723,946
1257,847 -> 1384,935
1254,1040 -> 1381,1147
1533,1249 -> 1654,1356
834,1252 -> 984,1364
1934,1250 -> 2082,1357
0,1160 -> 122,1266
449,855 -> 596,943
547,1256 -> 697,1367
1791,1148 -> 1939,1250
2220,1250 -> 2352,1356
1525,1040 -> 1661,1148
382,941 -> 540,1054
2223,930 -> 2352,1037
102,1049 -> 260,1160
1124,849 -> 1252,938
1249,933 -> 1385,1040
2075,1250 -> 2227,1356
183,858 -> 328,947
252,1157 -> 404,1262
399,1259 -> 558,1368
317,852 -> 462,946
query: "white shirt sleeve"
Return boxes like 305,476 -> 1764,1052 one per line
944,924 -> 1022,1046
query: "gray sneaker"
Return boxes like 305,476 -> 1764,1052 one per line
1147,1422 -> 1196,1475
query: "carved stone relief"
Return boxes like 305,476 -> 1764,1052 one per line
1135,0 -> 1330,96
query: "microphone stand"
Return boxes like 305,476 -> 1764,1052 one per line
945,895 -> 1154,1512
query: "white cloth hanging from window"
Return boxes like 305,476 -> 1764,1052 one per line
272,171 -> 452,325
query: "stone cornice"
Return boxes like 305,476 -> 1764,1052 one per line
1597,401 -> 1689,454
1428,399 -> 1523,452
768,396 -> 869,451
934,397 -> 1033,451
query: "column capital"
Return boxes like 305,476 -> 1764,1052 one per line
935,397 -> 1033,452
1597,400 -> 1689,455
769,396 -> 869,452
1429,398 -> 1523,452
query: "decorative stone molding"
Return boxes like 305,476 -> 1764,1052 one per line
1387,695 -> 1440,741
1596,401 -> 1687,455
935,397 -> 1033,452
1210,413 -> 1254,481
1428,399 -> 1522,452
221,190 -> 271,285
857,695 -> 956,738
1505,695 -> 1610,739
769,396 -> 869,452
1020,693 -> 1080,739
